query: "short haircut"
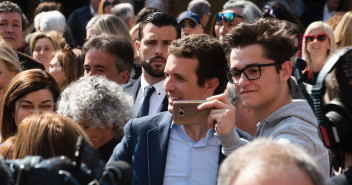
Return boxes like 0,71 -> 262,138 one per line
83,33 -> 134,74
187,0 -> 211,17
217,139 -> 324,185
0,41 -> 22,74
302,21 -> 336,66
223,18 -> 296,70
223,0 -> 262,23
38,10 -> 66,33
0,69 -> 60,141
135,7 -> 161,24
111,3 -> 134,23
168,34 -> 228,95
0,1 -> 28,31
12,112 -> 90,160
57,76 -> 133,138
138,12 -> 180,40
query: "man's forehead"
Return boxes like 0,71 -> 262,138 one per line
142,23 -> 177,38
0,12 -> 22,21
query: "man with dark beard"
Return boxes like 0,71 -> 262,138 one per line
122,12 -> 180,118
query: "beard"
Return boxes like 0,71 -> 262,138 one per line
140,56 -> 166,78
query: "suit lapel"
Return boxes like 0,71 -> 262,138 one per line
147,113 -> 172,185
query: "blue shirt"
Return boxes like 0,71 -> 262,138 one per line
163,124 -> 220,185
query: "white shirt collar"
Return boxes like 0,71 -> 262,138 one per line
140,76 -> 166,96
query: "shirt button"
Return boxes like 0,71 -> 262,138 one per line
190,173 -> 194,177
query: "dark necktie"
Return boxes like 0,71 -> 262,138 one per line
137,85 -> 155,118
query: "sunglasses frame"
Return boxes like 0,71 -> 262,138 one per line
179,19 -> 197,29
216,12 -> 243,23
304,33 -> 329,43
103,0 -> 118,7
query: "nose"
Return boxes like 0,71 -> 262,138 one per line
219,23 -> 226,37
164,76 -> 175,92
155,42 -> 164,55
237,72 -> 249,86
86,69 -> 96,76
6,25 -> 13,33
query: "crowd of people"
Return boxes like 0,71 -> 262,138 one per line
0,0 -> 351,184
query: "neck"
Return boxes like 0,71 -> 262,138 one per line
255,88 -> 292,122
183,124 -> 208,142
309,56 -> 327,73
142,69 -> 165,85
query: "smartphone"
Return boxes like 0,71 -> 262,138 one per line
173,100 -> 211,125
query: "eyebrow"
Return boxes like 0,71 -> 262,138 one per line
20,100 -> 54,104
232,62 -> 262,70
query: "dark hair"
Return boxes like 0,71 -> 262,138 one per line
262,2 -> 305,33
0,1 -> 28,31
0,69 -> 60,141
168,34 -> 228,95
138,12 -> 180,40
34,1 -> 62,16
135,7 -> 161,23
83,34 -> 134,75
224,18 -> 295,72
326,49 -> 352,110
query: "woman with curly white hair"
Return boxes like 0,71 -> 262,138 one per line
56,75 -> 133,163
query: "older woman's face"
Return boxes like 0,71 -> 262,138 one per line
32,38 -> 55,71
14,89 -> 55,126
0,60 -> 16,103
306,27 -> 330,59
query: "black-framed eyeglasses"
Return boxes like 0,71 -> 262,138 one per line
179,20 -> 197,28
227,63 -> 279,84
103,0 -> 118,7
216,12 -> 243,23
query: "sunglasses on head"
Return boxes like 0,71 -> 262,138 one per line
103,0 -> 118,7
216,12 -> 243,23
179,20 -> 197,28
304,34 -> 329,42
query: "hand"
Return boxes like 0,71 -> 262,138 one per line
198,94 -> 236,136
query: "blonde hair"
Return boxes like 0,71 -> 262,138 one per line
334,11 -> 352,49
0,41 -> 22,73
86,14 -> 135,53
11,112 -> 90,160
302,21 -> 336,66
30,31 -> 65,55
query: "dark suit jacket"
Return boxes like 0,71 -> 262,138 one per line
67,5 -> 93,47
108,112 -> 226,185
122,77 -> 168,113
18,52 -> 45,71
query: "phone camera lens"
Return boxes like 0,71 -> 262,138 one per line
179,108 -> 184,116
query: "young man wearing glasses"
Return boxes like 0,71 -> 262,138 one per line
218,0 -> 262,40
199,18 -> 330,177
177,11 -> 203,38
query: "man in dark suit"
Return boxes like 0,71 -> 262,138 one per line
109,34 -> 251,185
67,0 -> 100,47
122,12 -> 180,118
0,1 -> 44,71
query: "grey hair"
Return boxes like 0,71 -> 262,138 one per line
39,10 -> 66,34
56,76 -> 133,137
217,139 -> 325,185
223,0 -> 262,23
187,0 -> 211,17
111,3 -> 134,23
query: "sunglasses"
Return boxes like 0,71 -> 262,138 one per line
216,12 -> 243,23
304,34 -> 329,42
179,20 -> 197,28
103,0 -> 118,7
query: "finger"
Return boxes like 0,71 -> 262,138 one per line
207,93 -> 231,104
198,99 -> 233,110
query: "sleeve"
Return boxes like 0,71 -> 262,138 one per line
216,127 -> 249,156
